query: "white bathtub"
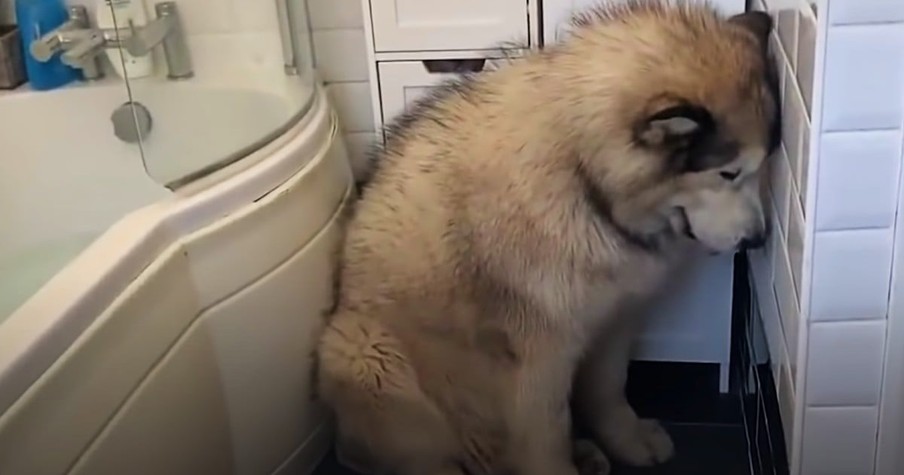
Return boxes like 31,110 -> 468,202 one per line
0,77 -> 350,474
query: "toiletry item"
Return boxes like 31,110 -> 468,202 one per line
95,0 -> 154,79
14,0 -> 79,90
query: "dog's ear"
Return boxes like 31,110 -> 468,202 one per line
729,11 -> 772,50
634,100 -> 714,148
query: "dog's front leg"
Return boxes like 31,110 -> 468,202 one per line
506,356 -> 586,475
574,323 -> 675,467
509,391 -> 581,475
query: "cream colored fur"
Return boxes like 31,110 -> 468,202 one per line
315,2 -> 778,474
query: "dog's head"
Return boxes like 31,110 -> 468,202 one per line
565,4 -> 780,254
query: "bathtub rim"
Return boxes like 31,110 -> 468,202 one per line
0,83 -> 338,415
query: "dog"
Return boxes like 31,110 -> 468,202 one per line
315,2 -> 780,474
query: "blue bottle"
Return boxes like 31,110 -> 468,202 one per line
15,0 -> 80,90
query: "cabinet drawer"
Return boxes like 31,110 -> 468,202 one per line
378,58 -> 501,124
369,0 -> 529,52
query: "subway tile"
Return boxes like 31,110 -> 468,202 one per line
815,131 -> 902,231
770,145 -> 792,236
796,11 -> 817,115
829,0 -> 904,25
326,82 -> 376,132
787,199 -> 804,303
232,0 -> 279,32
773,238 -> 799,364
759,278 -> 786,381
799,127 -> 810,215
810,228 -> 894,321
343,132 -> 379,182
801,407 -> 879,475
822,24 -> 904,131
778,361 -> 795,453
805,321 -> 886,406
173,0 -> 236,34
308,0 -> 365,29
312,29 -> 369,82
776,9 -> 798,68
749,210 -> 777,297
782,65 -> 806,186
770,34 -> 787,103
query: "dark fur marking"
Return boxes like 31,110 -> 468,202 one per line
683,137 -> 741,173
574,163 -> 660,252
635,102 -> 715,149
729,11 -> 773,51
638,103 -> 747,175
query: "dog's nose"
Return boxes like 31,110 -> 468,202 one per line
739,234 -> 767,251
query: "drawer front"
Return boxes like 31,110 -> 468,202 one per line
370,0 -> 529,52
542,0 -> 748,44
378,58 -> 500,124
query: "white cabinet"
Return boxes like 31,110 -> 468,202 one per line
542,0 -> 747,43
369,0 -> 530,52
377,58 -> 506,123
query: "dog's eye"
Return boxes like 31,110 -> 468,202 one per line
719,170 -> 740,181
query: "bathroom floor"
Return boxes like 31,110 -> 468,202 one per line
312,362 -> 758,475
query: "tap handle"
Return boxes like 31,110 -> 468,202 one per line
123,4 -> 176,56
30,35 -> 61,62
60,31 -> 106,68
29,6 -> 90,62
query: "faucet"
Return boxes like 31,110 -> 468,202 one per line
30,2 -> 193,81
30,6 -> 104,80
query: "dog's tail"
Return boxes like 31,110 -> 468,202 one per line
316,312 -> 418,400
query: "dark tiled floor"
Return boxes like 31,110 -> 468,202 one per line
312,362 -> 753,475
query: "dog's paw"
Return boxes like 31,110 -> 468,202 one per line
606,419 -> 675,467
572,439 -> 611,475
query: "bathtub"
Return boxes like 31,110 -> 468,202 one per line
0,77 -> 351,474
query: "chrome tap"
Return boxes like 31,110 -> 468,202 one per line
29,2 -> 193,81
123,2 -> 193,79
30,6 -> 104,80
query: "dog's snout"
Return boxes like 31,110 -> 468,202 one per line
739,233 -> 767,251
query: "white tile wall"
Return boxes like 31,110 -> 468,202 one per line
757,1 -> 904,473
815,131 -> 902,231
801,406 -> 880,475
828,0 -> 904,26
810,228 -> 894,322
796,11 -> 816,113
805,321 -> 886,406
756,0 -> 813,401
771,145 -> 793,235
821,23 -> 904,131
326,82 -> 376,133
308,0 -> 364,29
308,1 -> 375,179
312,30 -> 370,82
752,0 -> 817,472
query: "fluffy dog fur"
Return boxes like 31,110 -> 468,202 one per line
316,2 -> 780,474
